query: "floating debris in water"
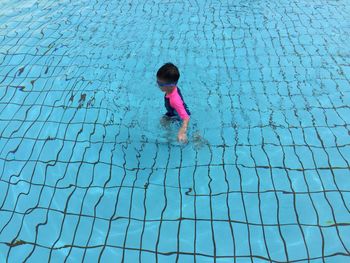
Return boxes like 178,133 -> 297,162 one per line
78,93 -> 86,109
17,67 -> 25,76
6,239 -> 26,247
9,85 -> 25,91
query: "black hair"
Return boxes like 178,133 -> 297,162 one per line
156,63 -> 180,83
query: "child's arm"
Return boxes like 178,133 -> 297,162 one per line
169,91 -> 190,143
178,119 -> 189,143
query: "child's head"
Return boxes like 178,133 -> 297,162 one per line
156,63 -> 180,92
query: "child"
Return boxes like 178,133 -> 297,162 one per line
156,63 -> 190,143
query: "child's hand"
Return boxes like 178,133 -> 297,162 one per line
177,130 -> 188,143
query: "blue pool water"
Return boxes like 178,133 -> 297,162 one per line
1,0 -> 350,262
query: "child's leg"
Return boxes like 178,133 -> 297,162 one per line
160,115 -> 171,128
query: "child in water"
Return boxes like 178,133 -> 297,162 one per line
156,63 -> 191,143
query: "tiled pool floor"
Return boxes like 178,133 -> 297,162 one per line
0,0 -> 350,262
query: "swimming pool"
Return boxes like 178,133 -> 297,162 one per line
0,0 -> 350,262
